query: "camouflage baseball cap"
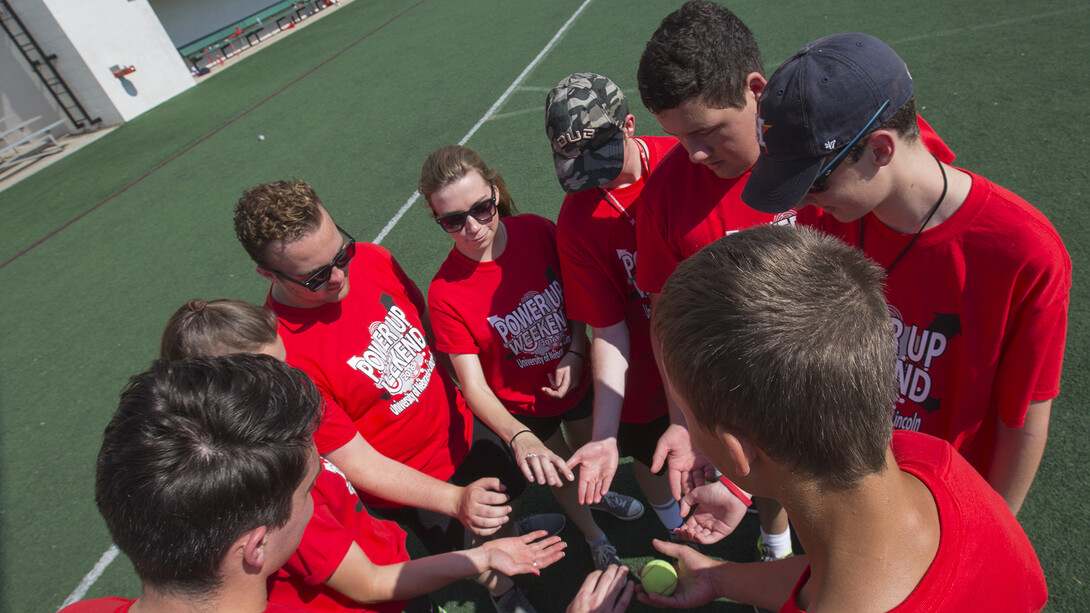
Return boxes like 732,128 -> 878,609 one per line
545,72 -> 628,193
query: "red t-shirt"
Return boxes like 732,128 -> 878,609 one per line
268,243 -> 473,507
779,431 -> 1047,612
268,460 -> 411,613
636,116 -> 953,295
428,214 -> 590,417
557,136 -> 677,423
60,597 -> 304,612
797,171 -> 1070,475
636,153 -> 796,295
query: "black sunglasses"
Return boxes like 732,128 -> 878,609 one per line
434,184 -> 498,233
271,224 -> 356,292
809,100 -> 890,193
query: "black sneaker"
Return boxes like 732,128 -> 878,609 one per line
589,492 -> 645,521
514,513 -> 566,538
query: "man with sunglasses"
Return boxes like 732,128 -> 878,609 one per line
235,180 -> 560,613
740,32 -> 1071,519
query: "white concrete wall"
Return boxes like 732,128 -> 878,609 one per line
0,22 -> 67,129
40,0 -> 195,123
1,0 -> 98,131
150,0 -> 278,47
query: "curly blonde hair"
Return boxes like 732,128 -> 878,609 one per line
234,179 -> 325,266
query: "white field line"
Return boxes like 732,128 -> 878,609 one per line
59,545 -> 120,610
371,0 -> 595,245
58,1 -> 595,607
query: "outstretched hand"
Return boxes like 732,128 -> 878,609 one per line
673,480 -> 748,545
566,438 -> 620,505
513,430 -> 574,487
635,540 -> 718,609
567,565 -> 634,613
457,477 -> 511,537
482,530 -> 567,576
650,424 -> 716,501
543,351 -> 584,399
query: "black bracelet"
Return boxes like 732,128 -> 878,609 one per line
509,429 -> 532,447
565,349 -> 585,361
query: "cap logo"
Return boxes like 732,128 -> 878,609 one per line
755,112 -> 770,151
555,128 -> 596,148
823,139 -> 837,150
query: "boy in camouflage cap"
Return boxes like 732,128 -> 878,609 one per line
547,73 -> 712,546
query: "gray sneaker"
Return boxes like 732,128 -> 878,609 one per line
589,538 -> 621,571
491,585 -> 537,613
589,492 -> 645,521
514,513 -> 566,538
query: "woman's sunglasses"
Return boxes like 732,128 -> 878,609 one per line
435,184 -> 498,233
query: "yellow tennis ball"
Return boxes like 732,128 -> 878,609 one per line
639,559 -> 678,596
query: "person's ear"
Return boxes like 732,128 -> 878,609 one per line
865,130 -> 896,168
715,425 -> 758,477
622,114 -> 636,139
747,72 -> 767,99
255,266 -> 279,285
241,526 -> 268,571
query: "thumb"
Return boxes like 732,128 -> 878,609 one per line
651,538 -> 685,560
650,437 -> 668,473
678,490 -> 696,517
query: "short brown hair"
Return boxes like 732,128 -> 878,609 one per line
98,354 -> 320,594
844,96 -> 921,163
637,0 -> 764,113
234,180 -> 325,267
160,299 -> 278,361
653,225 -> 897,489
418,145 -> 517,218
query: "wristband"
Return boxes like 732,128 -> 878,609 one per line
509,429 -> 532,447
718,475 -> 753,507
565,349 -> 585,360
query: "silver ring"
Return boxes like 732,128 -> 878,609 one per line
525,453 -> 537,459
532,561 -> 538,567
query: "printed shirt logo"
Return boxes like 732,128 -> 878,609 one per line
616,248 -> 651,318
888,304 -> 960,431
486,271 -> 569,368
345,294 -> 435,416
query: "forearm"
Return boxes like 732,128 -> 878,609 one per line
987,400 -> 1052,516
712,556 -> 810,610
323,434 -> 462,517
590,323 -> 629,441
327,543 -> 490,604
648,293 -> 686,426
461,381 -> 527,444
568,319 -> 589,355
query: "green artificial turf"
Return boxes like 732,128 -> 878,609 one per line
1,0 -> 1087,611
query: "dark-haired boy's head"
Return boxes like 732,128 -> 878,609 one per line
96,354 -> 321,595
654,225 -> 897,490
637,0 -> 763,113
637,1 -> 766,179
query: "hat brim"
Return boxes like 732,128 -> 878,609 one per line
553,131 -> 625,194
741,154 -> 825,214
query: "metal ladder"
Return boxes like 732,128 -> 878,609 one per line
0,0 -> 101,130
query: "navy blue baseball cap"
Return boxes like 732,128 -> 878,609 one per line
741,33 -> 914,214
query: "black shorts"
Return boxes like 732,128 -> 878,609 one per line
514,387 -> 593,443
617,413 -> 670,469
369,417 -> 525,554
